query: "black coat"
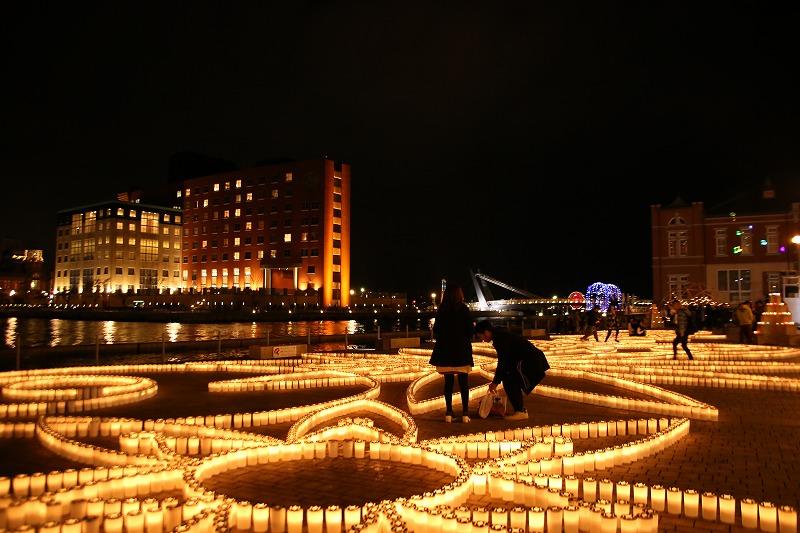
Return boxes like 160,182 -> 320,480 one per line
491,328 -> 550,393
429,303 -> 474,367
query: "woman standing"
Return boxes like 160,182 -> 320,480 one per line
429,284 -> 474,423
604,305 -> 620,342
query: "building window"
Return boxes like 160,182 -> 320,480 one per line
115,267 -> 123,275
736,227 -> 753,255
271,189 -> 279,199
714,228 -> 727,257
667,230 -> 688,257
766,226 -> 779,254
270,249 -> 277,259
234,208 -> 241,217
284,233 -> 292,243
214,183 -> 220,191
234,237 -> 241,246
717,269 -> 751,302
235,179 -> 242,188
233,252 -> 240,260
141,211 -> 159,234
767,272 -> 781,293
667,274 -> 689,299
246,192 -> 253,201
310,248 -> 319,257
307,265 -> 316,275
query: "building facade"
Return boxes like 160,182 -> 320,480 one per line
53,197 -> 183,294
651,188 -> 800,304
178,159 -> 351,307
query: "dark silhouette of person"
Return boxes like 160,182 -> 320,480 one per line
428,284 -> 474,423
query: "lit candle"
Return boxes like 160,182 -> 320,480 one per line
759,502 -> 777,533
778,505 -> 797,533
287,505 -> 304,533
650,485 -> 666,512
683,489 -> 699,518
325,505 -> 341,533
306,505 -> 323,533
741,498 -> 758,529
701,492 -> 717,521
719,494 -> 735,524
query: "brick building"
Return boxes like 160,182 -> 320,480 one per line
53,193 -> 183,294
178,159 -> 350,307
651,183 -> 800,304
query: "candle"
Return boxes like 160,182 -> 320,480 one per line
528,507 -> 545,532
306,505 -> 323,533
270,505 -> 286,533
719,494 -> 735,524
741,498 -> 758,529
287,505 -> 304,533
325,505 -> 341,533
650,485 -> 666,512
760,502 -> 777,533
251,503 -> 270,533
701,492 -> 717,521
778,505 -> 797,533
683,489 -> 699,518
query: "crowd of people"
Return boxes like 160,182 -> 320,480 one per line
428,284 -> 764,424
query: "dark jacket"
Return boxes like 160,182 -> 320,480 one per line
491,328 -> 550,393
429,303 -> 474,367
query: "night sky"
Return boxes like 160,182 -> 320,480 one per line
4,4 -> 800,300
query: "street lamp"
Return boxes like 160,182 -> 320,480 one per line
792,235 -> 800,274
431,292 -> 437,308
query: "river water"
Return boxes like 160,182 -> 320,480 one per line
0,317 -> 430,348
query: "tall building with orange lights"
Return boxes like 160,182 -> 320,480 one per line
179,159 -> 351,307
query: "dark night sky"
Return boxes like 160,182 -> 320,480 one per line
3,3 -> 800,299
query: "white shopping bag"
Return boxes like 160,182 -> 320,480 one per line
478,391 -> 507,419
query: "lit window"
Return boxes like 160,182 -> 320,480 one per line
235,209 -> 241,217
301,232 -> 308,242
203,199 -> 209,207
246,192 -> 253,201
271,189 -> 279,199
164,214 -> 171,222
117,208 -> 125,216
235,194 -> 242,203
234,237 -> 241,246
163,241 -> 169,248
270,249 -> 277,259
176,190 -> 182,198
223,210 -> 230,219
285,172 -> 293,182
129,237 -> 136,246
129,210 -> 137,218
233,252 -> 240,260
175,216 -> 181,223
214,183 -> 220,191
129,223 -> 135,231
202,240 -> 207,248
245,222 -> 252,231
257,250 -> 264,259
224,182 -> 230,190
284,233 -> 292,242
116,222 -> 123,230
185,188 -> 191,197
235,179 -> 242,188
173,242 -> 180,249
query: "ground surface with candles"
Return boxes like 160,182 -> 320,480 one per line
0,331 -> 799,532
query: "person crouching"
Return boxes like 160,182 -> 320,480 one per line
475,320 -> 550,421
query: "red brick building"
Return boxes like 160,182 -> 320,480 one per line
179,159 -> 350,307
651,184 -> 800,304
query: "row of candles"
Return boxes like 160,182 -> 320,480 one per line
207,370 -> 377,393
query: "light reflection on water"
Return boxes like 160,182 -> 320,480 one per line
0,317 -> 421,348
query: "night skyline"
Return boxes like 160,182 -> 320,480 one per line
4,3 -> 800,299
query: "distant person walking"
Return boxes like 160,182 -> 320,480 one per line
735,301 -> 755,344
475,321 -> 550,421
580,308 -> 600,341
428,284 -> 474,423
670,301 -> 694,360
604,305 -> 620,342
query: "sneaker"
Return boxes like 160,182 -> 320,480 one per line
462,415 -> 471,423
445,414 -> 453,423
505,410 -> 529,421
